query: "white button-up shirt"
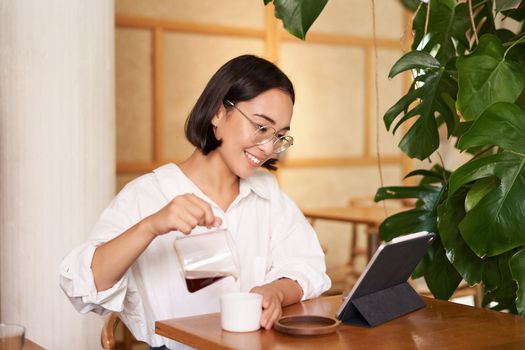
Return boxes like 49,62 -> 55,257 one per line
60,164 -> 331,349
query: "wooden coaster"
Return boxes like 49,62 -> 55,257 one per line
274,315 -> 341,336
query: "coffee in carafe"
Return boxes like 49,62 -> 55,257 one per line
184,272 -> 228,293
174,229 -> 239,293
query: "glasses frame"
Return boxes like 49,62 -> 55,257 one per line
224,100 -> 293,154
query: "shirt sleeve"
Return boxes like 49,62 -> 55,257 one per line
59,188 -> 138,315
264,182 -> 332,300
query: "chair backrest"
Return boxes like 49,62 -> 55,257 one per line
101,312 -> 120,350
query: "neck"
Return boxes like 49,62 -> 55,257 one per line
178,149 -> 239,210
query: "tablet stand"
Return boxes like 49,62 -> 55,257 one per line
339,282 -> 425,327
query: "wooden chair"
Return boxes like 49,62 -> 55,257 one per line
310,198 -> 382,295
101,312 -> 119,349
101,312 -> 145,350
346,195 -> 415,264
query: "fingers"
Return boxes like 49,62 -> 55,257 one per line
172,195 -> 221,234
148,194 -> 222,236
250,284 -> 286,330
185,195 -> 220,228
213,216 -> 223,227
260,297 -> 282,330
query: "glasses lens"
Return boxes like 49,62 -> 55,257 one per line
273,137 -> 293,154
253,126 -> 276,145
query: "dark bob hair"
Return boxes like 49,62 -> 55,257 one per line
184,55 -> 295,171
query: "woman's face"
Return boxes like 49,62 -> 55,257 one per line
213,88 -> 293,179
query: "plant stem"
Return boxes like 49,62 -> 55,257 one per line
507,149 -> 525,157
472,0 -> 488,10
504,34 -> 525,59
424,0 -> 431,38
468,0 -> 479,47
371,0 -> 387,216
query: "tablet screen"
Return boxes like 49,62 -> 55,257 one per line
336,231 -> 435,319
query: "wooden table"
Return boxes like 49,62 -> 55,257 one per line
156,295 -> 525,349
302,205 -> 407,261
25,339 -> 45,350
302,205 -> 401,227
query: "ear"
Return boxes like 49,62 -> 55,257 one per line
212,104 -> 227,127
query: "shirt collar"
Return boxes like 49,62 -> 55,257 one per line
240,172 -> 271,200
154,163 -> 270,201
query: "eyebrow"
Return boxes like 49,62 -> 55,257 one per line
254,113 -> 291,131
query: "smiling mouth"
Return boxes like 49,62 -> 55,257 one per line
244,151 -> 262,166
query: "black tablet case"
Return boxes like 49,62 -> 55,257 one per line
337,233 -> 434,327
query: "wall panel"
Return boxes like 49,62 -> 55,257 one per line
116,28 -> 153,161
369,48 -> 404,156
280,42 -> 366,158
116,0 -> 264,28
311,0 -> 404,39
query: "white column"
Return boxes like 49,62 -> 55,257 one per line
0,1 -> 115,349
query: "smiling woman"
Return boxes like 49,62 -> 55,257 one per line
60,55 -> 331,350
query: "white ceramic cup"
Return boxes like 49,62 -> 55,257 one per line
220,292 -> 263,332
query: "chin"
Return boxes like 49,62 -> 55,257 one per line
236,166 -> 258,179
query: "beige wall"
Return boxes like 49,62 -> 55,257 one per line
114,0 -> 408,269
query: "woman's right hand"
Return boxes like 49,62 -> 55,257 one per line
145,194 -> 222,236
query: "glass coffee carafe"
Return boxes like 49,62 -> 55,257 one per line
173,228 -> 239,293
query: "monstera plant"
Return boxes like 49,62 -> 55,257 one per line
266,0 -> 525,314
374,0 -> 525,315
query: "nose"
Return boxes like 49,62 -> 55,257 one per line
257,139 -> 275,156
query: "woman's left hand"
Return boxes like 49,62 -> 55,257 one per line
250,283 -> 284,330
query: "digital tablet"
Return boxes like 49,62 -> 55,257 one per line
336,231 -> 435,321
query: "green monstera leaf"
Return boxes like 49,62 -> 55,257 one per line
448,152 -> 525,257
404,164 -> 451,185
388,50 -> 441,75
399,0 -> 421,11
457,34 -> 525,121
457,102 -> 525,153
439,188 -> 522,310
375,183 -> 461,299
422,238 -> 463,299
412,0 -> 471,63
501,2 -> 525,21
438,188 -> 484,285
484,250 -> 519,313
384,51 -> 458,160
495,0 -> 522,11
438,186 -> 516,297
464,176 -> 500,212
375,185 -> 444,241
510,249 -> 525,315
264,0 -> 328,40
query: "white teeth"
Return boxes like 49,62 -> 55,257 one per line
245,151 -> 261,165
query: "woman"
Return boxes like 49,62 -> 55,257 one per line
60,55 -> 331,350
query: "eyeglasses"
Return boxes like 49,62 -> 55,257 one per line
224,100 -> 294,154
